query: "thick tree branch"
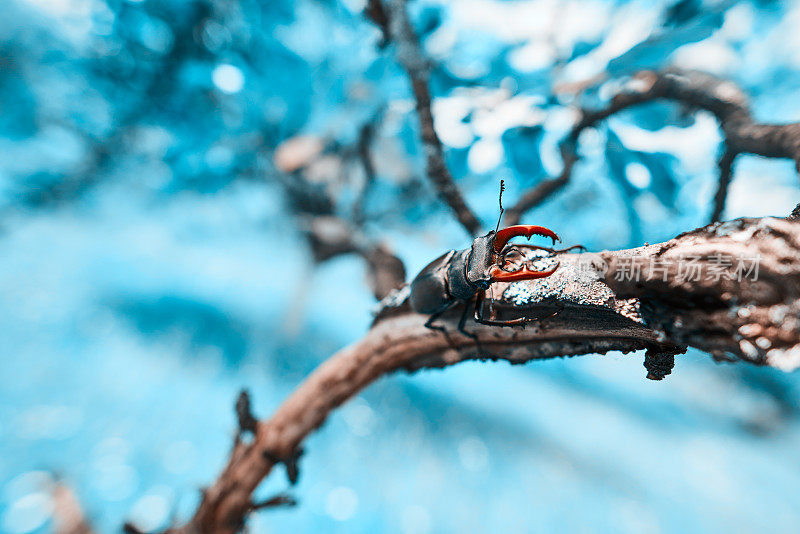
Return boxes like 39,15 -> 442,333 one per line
167,214 -> 800,533
505,69 -> 800,225
603,216 -> 800,367
381,0 -> 483,236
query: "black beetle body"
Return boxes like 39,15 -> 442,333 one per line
407,224 -> 561,334
409,233 -> 494,315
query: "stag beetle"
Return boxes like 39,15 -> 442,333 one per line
409,182 -> 574,339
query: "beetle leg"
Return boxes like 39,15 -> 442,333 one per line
475,290 -> 526,326
475,292 -> 527,327
457,298 -> 486,358
424,303 -> 456,345
474,291 -> 563,327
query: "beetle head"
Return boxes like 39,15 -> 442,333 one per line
466,225 -> 560,288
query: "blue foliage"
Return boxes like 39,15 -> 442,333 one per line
502,125 -> 546,186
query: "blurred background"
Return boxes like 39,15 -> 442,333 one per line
2,0 -> 800,532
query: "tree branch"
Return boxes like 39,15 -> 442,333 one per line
166,214 -> 800,533
380,0 -> 483,236
505,69 -> 800,225
352,119 -> 379,226
710,148 -> 737,226
603,215 -> 800,367
301,215 -> 406,300
51,479 -> 94,534
274,123 -> 406,301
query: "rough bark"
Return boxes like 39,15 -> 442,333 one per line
603,216 -> 800,368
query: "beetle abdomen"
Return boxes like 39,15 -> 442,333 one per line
409,250 -> 454,314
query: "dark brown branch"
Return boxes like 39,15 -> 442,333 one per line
711,148 -> 737,224
364,0 -> 391,47
235,390 -> 257,438
603,216 -> 800,367
250,494 -> 297,511
166,215 -> 800,533
353,120 -> 379,225
380,0 -> 483,236
505,69 -> 800,225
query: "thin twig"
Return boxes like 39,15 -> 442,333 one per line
235,390 -> 258,438
274,119 -> 407,300
353,120 -> 378,225
380,0 -> 483,236
505,69 -> 800,225
711,148 -> 737,223
250,494 -> 297,510
364,0 -> 391,47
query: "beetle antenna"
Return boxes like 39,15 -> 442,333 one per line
492,180 -> 505,246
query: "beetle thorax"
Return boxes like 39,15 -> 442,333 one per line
445,248 -> 474,300
445,232 -> 496,300
465,232 -> 496,289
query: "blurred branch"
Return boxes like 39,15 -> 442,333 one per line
365,0 -> 392,47
352,119 -> 379,225
274,120 -> 406,300
23,2 -> 214,209
301,215 -> 406,300
375,0 -> 483,236
506,68 -> 800,225
165,213 -> 800,533
51,479 -> 94,534
713,148 -> 737,222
